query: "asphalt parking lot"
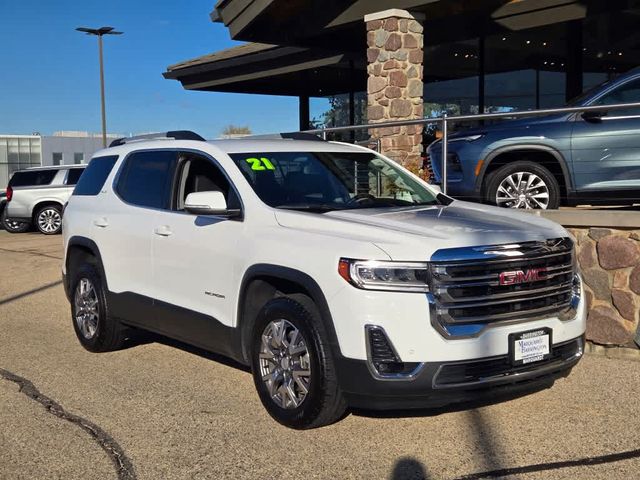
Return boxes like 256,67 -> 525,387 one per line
1,231 -> 639,480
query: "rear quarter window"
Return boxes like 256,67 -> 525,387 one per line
73,155 -> 118,196
65,168 -> 85,186
9,169 -> 57,187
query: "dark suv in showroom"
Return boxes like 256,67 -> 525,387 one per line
427,67 -> 640,209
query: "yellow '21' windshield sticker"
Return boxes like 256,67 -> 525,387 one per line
246,157 -> 276,171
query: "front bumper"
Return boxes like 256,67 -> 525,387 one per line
336,335 -> 583,410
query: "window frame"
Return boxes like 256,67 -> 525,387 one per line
8,169 -> 58,187
113,149 -> 179,211
168,150 -> 244,217
64,167 -> 85,186
72,155 -> 118,196
586,75 -> 640,119
112,148 -> 244,216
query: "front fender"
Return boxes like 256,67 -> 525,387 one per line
475,143 -> 573,195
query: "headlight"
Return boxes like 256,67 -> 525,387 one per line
338,259 -> 430,292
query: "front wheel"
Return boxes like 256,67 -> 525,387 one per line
250,295 -> 346,429
1,209 -> 30,233
484,161 -> 560,210
35,205 -> 62,235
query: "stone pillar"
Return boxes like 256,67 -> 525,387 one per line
365,9 -> 424,172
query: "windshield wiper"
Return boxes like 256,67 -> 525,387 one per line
276,204 -> 345,213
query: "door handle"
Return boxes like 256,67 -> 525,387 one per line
154,225 -> 172,237
93,217 -> 109,228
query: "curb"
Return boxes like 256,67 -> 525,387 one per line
585,341 -> 640,362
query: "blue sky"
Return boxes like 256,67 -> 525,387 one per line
0,0 -> 321,138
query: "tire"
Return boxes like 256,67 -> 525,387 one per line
484,161 -> 560,210
1,209 -> 30,233
250,295 -> 347,429
34,204 -> 63,235
70,263 -> 127,352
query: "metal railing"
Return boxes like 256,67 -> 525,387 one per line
302,101 -> 640,195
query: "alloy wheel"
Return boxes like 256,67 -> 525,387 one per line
4,218 -> 26,232
258,319 -> 311,409
38,208 -> 62,233
74,278 -> 99,340
495,171 -> 550,209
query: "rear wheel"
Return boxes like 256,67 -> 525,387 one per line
1,209 -> 29,233
35,205 -> 62,235
485,161 -> 560,210
250,295 -> 346,429
70,263 -> 127,352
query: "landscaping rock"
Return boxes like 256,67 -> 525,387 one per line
367,76 -> 386,94
597,235 -> 640,270
612,289 -> 637,322
384,33 -> 402,51
374,29 -> 388,48
407,79 -> 423,98
613,270 -> 628,289
389,99 -> 412,117
367,105 -> 384,121
577,243 -> 595,269
367,48 -> 379,63
630,265 -> 640,295
587,305 -> 635,345
582,268 -> 610,301
584,288 -> 593,309
589,228 -> 611,241
389,70 -> 407,87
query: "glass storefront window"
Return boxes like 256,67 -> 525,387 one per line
484,22 -> 567,112
423,39 -> 479,116
310,92 -> 367,141
582,7 -> 640,91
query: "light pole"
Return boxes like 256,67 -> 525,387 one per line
76,26 -> 123,148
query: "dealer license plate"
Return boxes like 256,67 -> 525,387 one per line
509,328 -> 552,366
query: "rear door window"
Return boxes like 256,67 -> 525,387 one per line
115,150 -> 177,209
9,169 -> 57,187
73,156 -> 118,196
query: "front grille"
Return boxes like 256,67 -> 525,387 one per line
433,337 -> 582,389
430,238 -> 575,334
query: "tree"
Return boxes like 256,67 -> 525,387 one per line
221,125 -> 252,137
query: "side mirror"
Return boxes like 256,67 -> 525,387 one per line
184,191 -> 241,218
581,110 -> 606,123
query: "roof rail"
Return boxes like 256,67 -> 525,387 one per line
242,132 -> 325,142
109,130 -> 205,147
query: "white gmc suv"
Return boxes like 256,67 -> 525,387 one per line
62,131 -> 586,429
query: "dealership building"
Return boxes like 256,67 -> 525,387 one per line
0,132 -> 117,188
165,0 -> 640,169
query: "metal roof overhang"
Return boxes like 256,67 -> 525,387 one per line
163,44 -> 365,97
209,0 -> 601,48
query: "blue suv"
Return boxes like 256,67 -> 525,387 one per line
428,68 -> 640,209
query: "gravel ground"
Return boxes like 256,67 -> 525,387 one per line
0,231 -> 639,480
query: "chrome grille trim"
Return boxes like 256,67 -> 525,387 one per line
429,237 -> 577,338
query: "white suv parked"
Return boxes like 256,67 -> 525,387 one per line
5,165 -> 85,234
62,131 -> 586,429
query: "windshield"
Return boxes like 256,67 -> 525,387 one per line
566,78 -> 615,106
229,151 -> 439,212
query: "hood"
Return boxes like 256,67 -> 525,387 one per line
439,113 -> 568,141
274,201 -> 567,261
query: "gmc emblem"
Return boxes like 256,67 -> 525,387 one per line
499,267 -> 548,286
